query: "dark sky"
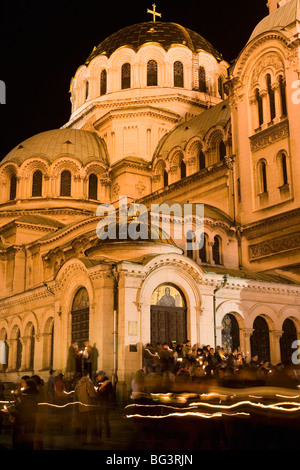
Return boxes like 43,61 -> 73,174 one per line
0,0 -> 268,159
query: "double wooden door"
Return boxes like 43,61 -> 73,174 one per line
150,305 -> 187,346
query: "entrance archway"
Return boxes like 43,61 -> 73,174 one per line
221,313 -> 240,351
250,316 -> 270,362
280,318 -> 297,365
150,283 -> 187,346
71,287 -> 89,349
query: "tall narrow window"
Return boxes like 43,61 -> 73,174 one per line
147,60 -> 158,86
279,75 -> 287,117
60,170 -> 71,197
32,170 -> 43,197
218,76 -> 224,99
199,150 -> 206,170
85,80 -> 89,101
174,61 -> 184,87
219,140 -> 226,161
258,160 -> 267,194
212,235 -> 222,265
9,174 -> 17,200
180,159 -> 186,179
255,88 -> 263,127
88,173 -> 98,200
198,66 -> 207,93
280,152 -> 288,186
266,74 -> 275,121
121,63 -> 131,89
100,69 -> 107,96
29,325 -> 35,370
163,169 -> 168,187
199,233 -> 208,262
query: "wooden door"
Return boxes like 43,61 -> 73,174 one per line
150,305 -> 187,346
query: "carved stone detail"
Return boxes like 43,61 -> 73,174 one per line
249,119 -> 289,152
249,231 -> 300,261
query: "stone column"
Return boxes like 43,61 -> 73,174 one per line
270,330 -> 283,365
240,328 -> 254,362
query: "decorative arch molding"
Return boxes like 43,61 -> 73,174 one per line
50,157 -> 82,178
278,306 -> 300,329
83,161 -> 108,178
205,127 -> 225,148
249,303 -> 278,330
7,316 -> 23,338
22,311 -> 39,337
215,300 -> 249,327
0,162 -> 19,177
138,254 -> 204,345
88,54 -> 109,76
233,33 -> 289,85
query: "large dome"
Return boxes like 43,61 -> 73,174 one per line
85,21 -> 223,64
1,128 -> 109,166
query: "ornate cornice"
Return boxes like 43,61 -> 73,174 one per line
249,119 -> 289,152
249,231 -> 300,261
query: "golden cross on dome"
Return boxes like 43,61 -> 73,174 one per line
147,3 -> 161,22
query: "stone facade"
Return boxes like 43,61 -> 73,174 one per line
0,6 -> 300,396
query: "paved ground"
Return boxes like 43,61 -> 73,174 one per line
1,397 -> 300,451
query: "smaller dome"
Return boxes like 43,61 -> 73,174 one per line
248,0 -> 300,43
86,216 -> 181,261
154,99 -> 230,159
1,128 -> 109,166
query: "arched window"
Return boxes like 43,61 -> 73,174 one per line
121,63 -> 131,89
71,287 -> 89,349
199,150 -> 206,170
147,60 -> 158,86
221,313 -> 240,351
60,170 -> 71,197
251,316 -> 270,362
174,61 -> 184,87
199,232 -> 208,263
85,80 -> 89,101
29,324 -> 35,370
280,318 -> 297,364
186,229 -> 195,259
278,75 -> 287,117
100,69 -> 107,96
88,173 -> 98,200
212,235 -> 222,265
266,74 -> 275,121
16,329 -> 22,370
163,169 -> 168,187
198,66 -> 207,93
279,152 -> 288,186
255,88 -> 263,127
32,170 -> 43,197
258,160 -> 267,194
180,159 -> 186,179
9,174 -> 17,200
218,76 -> 224,99
219,140 -> 226,161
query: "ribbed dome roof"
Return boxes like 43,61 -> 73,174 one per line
1,128 -> 109,166
154,99 -> 230,159
85,22 -> 223,64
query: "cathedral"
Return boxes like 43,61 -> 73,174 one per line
1,0 -> 300,399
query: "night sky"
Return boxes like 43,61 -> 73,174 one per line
0,0 -> 268,160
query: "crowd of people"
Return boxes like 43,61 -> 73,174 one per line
138,340 -> 300,393
0,367 -> 113,449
